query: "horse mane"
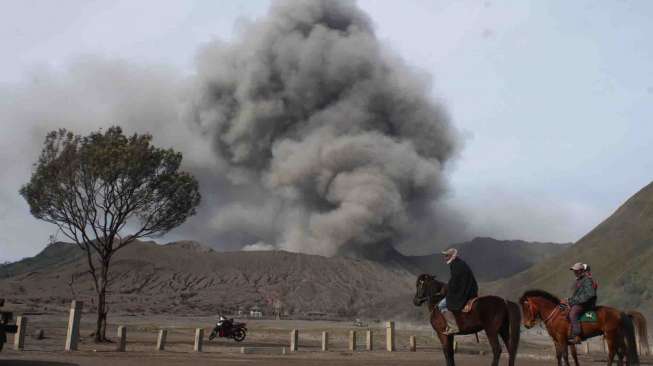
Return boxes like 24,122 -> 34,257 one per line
519,289 -> 561,304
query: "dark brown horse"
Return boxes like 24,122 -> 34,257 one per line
413,274 -> 521,366
520,289 -> 639,366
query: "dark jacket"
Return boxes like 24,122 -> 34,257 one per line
446,258 -> 479,311
569,274 -> 597,307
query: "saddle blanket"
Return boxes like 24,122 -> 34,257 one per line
579,311 -> 598,323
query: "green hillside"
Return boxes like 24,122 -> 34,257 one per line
494,181 -> 653,313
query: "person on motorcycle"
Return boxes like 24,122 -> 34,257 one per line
565,262 -> 598,344
216,315 -> 232,336
438,248 -> 479,334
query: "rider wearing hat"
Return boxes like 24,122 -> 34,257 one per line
438,248 -> 479,334
565,262 -> 597,344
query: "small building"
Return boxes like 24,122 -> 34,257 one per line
249,305 -> 263,318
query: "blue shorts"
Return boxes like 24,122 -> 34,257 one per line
438,298 -> 448,312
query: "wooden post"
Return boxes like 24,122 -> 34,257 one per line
386,321 -> 395,352
349,330 -> 357,351
156,329 -> 167,351
194,328 -> 204,352
13,316 -> 27,351
409,335 -> 416,352
116,326 -> 127,352
366,329 -> 373,351
65,300 -> 83,351
290,329 -> 298,352
321,331 -> 328,351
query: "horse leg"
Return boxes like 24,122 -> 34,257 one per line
605,332 -> 618,366
616,344 -> 625,366
486,330 -> 502,366
499,326 -> 515,366
617,333 -> 627,366
561,340 -> 571,366
569,344 -> 580,366
563,345 -> 573,366
499,327 -> 517,366
438,332 -> 456,366
554,337 -> 569,366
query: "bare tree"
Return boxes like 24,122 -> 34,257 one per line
20,126 -> 201,342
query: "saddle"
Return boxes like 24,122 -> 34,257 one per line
462,296 -> 485,313
560,304 -> 599,323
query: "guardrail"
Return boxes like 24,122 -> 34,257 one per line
2,300 -> 648,358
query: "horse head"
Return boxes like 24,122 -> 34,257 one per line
519,289 -> 561,329
413,274 -> 446,307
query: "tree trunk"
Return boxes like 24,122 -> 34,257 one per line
93,260 -> 110,343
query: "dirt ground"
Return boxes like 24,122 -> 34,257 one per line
0,313 -> 649,365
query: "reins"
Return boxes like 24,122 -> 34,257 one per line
542,305 -> 562,324
426,284 -> 447,316
526,297 -> 562,326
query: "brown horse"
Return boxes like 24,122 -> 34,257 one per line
566,310 -> 649,366
520,289 -> 639,366
413,274 -> 521,366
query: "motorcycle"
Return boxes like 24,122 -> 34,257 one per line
208,317 -> 247,342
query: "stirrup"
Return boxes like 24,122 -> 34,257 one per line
567,336 -> 582,345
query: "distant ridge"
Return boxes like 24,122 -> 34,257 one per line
339,237 -> 570,282
0,242 -> 84,279
407,237 -> 570,281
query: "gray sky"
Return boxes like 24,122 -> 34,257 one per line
1,0 -> 652,261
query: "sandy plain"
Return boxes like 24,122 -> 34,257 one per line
1,314 -> 649,365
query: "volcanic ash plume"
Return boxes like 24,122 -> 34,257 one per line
189,0 -> 459,256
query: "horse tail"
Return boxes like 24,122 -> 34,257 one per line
628,310 -> 649,356
506,300 -> 521,356
621,311 -> 640,365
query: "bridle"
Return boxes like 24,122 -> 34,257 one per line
524,297 -> 562,326
415,277 -> 446,307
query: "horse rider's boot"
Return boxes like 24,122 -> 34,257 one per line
442,311 -> 459,335
568,335 -> 582,345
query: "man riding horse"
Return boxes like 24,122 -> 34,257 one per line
415,250 -> 521,366
439,248 -> 479,334
564,262 -> 598,344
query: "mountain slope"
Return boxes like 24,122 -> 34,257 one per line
0,237 -> 570,318
0,240 -> 416,318
494,181 -> 653,311
0,242 -> 84,278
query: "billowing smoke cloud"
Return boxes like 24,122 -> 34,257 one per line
0,0 -> 465,260
188,0 -> 460,256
